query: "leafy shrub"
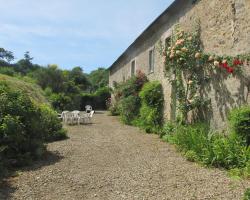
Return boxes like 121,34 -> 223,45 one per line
108,101 -> 120,116
169,124 -> 209,154
44,87 -> 53,97
0,85 -> 67,172
160,122 -> 175,138
185,150 -> 199,162
118,95 -> 140,124
81,87 -> 111,111
114,71 -> 148,100
49,93 -> 71,111
67,94 -> 82,110
228,162 -> 250,179
81,93 -> 93,108
116,77 -> 137,98
39,104 -> 67,142
163,122 -> 250,171
229,106 -> 250,145
0,67 -> 15,76
139,81 -> 163,107
243,188 -> 250,200
136,81 -> 164,133
49,87 -> 111,112
93,87 -> 111,109
110,71 -> 147,117
208,133 -> 249,169
0,85 -> 45,166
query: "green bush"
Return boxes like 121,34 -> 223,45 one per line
228,161 -> 250,179
0,85 -> 45,167
116,77 -> 137,98
139,81 -> 164,107
118,95 -> 140,124
114,71 -> 148,100
110,71 -> 147,117
161,122 -> 175,138
81,87 -> 111,110
0,85 -> 67,173
49,93 -> 71,111
168,124 -> 209,154
67,94 -> 82,110
93,87 -> 111,109
185,150 -> 199,162
136,81 -> 164,133
39,104 -> 67,142
243,188 -> 250,200
0,67 -> 15,76
229,106 -> 250,145
208,133 -> 249,169
44,87 -> 53,97
163,123 -> 250,170
108,101 -> 120,116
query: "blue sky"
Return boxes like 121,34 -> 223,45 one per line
0,0 -> 174,73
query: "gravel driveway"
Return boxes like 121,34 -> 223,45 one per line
1,112 -> 249,200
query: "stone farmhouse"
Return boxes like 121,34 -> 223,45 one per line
109,0 -> 250,130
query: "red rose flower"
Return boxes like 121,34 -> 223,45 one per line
233,59 -> 239,65
227,67 -> 234,73
220,62 -> 229,69
233,59 -> 243,66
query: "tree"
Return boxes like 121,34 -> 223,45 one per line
87,68 -> 109,92
34,65 -> 64,93
0,48 -> 14,66
68,67 -> 91,91
17,51 -> 37,74
24,51 -> 33,62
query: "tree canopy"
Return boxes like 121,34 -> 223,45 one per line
0,48 -> 14,66
87,68 -> 109,91
0,47 -> 111,111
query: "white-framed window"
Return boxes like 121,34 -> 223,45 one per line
149,48 -> 154,73
131,60 -> 136,76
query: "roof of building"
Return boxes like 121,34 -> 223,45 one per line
109,0 -> 188,70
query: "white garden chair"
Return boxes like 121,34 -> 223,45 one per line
71,110 -> 80,124
85,105 -> 92,113
85,110 -> 95,124
77,112 -> 88,125
64,112 -> 74,125
59,111 -> 69,123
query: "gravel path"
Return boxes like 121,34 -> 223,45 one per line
1,112 -> 250,200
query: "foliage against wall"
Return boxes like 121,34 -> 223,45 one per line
158,23 -> 250,124
136,81 -> 164,133
108,70 -> 148,124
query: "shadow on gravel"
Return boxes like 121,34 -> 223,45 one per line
0,150 -> 64,199
81,123 -> 96,126
0,178 -> 16,200
94,111 -> 106,114
23,150 -> 64,172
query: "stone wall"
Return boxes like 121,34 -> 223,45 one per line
109,0 -> 250,131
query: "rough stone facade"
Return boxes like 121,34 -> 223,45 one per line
109,0 -> 250,131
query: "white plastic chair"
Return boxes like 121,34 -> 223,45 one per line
85,105 -> 92,113
64,112 -> 74,125
77,112 -> 88,125
71,111 -> 80,124
86,110 -> 94,124
59,111 -> 69,123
